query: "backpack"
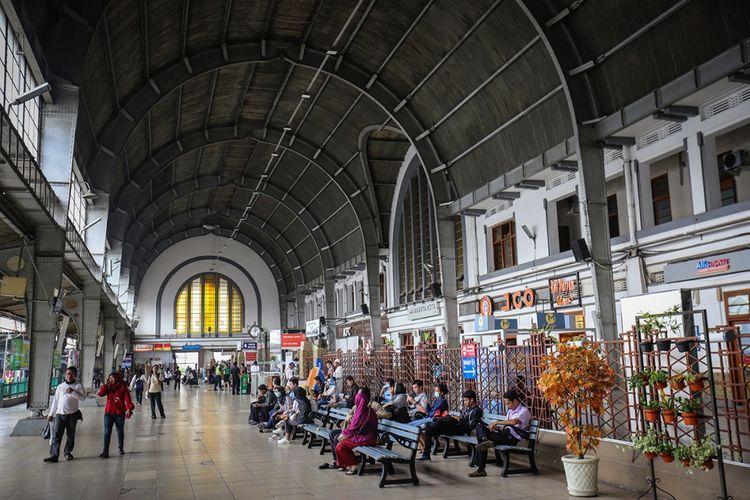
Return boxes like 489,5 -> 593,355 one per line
135,378 -> 144,390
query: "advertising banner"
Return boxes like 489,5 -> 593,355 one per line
281,333 -> 306,349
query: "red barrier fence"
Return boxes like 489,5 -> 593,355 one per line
321,329 -> 750,464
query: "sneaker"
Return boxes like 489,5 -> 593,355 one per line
160,415 -> 166,419
99,452 -> 109,459
318,463 -> 332,470
43,456 -> 58,463
65,454 -> 74,461
268,435 -> 280,441
248,420 -> 259,425
468,470 -> 487,478
416,455 -> 431,462
277,438 -> 290,445
151,415 -> 156,419
119,449 -> 125,455
272,428 -> 284,435
475,440 -> 495,452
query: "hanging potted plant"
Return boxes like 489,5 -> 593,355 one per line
630,428 -> 661,460
657,439 -> 675,463
649,369 -> 668,390
692,437 -> 718,471
669,374 -> 686,391
684,371 -> 705,393
627,371 -> 648,390
674,444 -> 693,468
637,311 -> 661,352
657,305 -> 681,352
538,339 -> 615,497
660,397 -> 677,425
640,397 -> 661,423
676,396 -> 701,425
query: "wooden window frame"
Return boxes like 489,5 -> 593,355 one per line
651,173 -> 672,225
491,219 -> 517,271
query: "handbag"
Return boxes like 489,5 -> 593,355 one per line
42,421 -> 51,439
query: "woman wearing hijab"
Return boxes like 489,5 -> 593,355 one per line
335,387 -> 379,475
97,372 -> 135,458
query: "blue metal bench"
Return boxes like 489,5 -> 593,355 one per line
355,419 -> 422,488
494,419 -> 540,477
301,407 -> 349,454
437,411 -> 506,461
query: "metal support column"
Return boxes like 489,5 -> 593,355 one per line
365,249 -> 383,348
115,319 -> 127,371
436,214 -> 459,346
79,281 -> 101,390
295,291 -> 305,331
103,318 -> 116,376
577,125 -> 618,340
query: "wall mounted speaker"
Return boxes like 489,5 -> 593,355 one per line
570,238 -> 591,262
430,282 -> 443,298
360,304 -> 369,315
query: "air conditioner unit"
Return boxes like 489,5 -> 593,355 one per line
722,149 -> 750,174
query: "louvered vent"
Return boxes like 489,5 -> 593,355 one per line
486,200 -> 513,217
637,122 -> 683,150
649,271 -> 665,284
613,278 -> 628,292
702,86 -> 750,120
548,171 -> 576,190
604,148 -> 623,164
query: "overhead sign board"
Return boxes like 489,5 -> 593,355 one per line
549,273 -> 581,309
153,343 -> 172,351
407,301 -> 440,321
305,320 -> 320,338
281,333 -> 306,349
242,341 -> 258,350
462,357 -> 477,380
245,351 -> 257,362
181,344 -> 201,351
134,344 -> 153,352
664,249 -> 750,283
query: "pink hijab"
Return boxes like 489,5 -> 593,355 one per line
343,391 -> 378,444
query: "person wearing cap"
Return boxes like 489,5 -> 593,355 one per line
418,389 -> 483,461
468,389 -> 531,477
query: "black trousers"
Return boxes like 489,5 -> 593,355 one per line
149,392 -> 165,417
329,428 -> 343,462
135,387 -> 144,404
422,420 -> 466,457
232,377 -> 241,394
50,414 -> 78,458
474,424 -> 519,471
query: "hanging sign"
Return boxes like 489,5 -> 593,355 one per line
501,287 -> 536,311
134,344 -> 153,352
281,333 -> 306,349
153,343 -> 172,351
245,351 -> 257,362
242,341 -> 258,350
461,343 -> 478,358
479,296 -> 494,316
549,273 -> 581,309
181,344 -> 202,351
462,357 -> 477,380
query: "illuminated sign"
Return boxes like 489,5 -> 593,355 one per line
501,287 -> 536,311
134,344 -> 153,352
479,296 -> 494,316
281,333 -> 306,349
549,274 -> 581,309
696,258 -> 730,275
153,343 -> 172,351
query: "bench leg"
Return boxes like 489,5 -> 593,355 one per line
319,440 -> 328,455
409,460 -> 419,486
301,431 -> 309,445
358,454 -> 368,476
529,452 -> 539,475
378,462 -> 390,488
500,452 -> 511,477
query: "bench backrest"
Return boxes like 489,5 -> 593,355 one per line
527,419 -> 540,449
326,407 -> 350,426
448,410 -> 506,426
378,419 -> 421,451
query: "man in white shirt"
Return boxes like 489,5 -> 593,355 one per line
333,359 -> 343,394
45,367 -> 86,463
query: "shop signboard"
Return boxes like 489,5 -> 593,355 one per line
134,344 -> 153,352
479,296 -> 494,316
241,341 -> 257,350
181,344 -> 201,351
244,351 -> 257,362
664,249 -> 750,283
549,273 -> 581,309
461,342 -> 477,358
536,312 -> 566,330
153,343 -> 172,351
500,287 -> 536,311
305,320 -> 320,338
462,357 -> 477,380
281,333 -> 306,349
407,301 -> 439,321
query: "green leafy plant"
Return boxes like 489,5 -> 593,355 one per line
660,397 -> 676,411
676,397 -> 701,413
648,369 -> 668,386
627,371 -> 648,389
630,428 -> 661,454
675,437 -> 719,471
669,374 -> 685,390
656,440 -> 674,455
638,312 -> 664,339
684,371 -> 704,383
673,444 -> 692,464
639,397 -> 660,410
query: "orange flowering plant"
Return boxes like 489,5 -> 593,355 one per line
538,338 -> 615,459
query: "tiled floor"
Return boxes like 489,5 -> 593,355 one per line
0,387 -> 633,499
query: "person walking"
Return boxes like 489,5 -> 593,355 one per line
129,369 -> 146,405
97,372 -> 135,458
173,367 -> 181,390
44,367 -> 86,463
147,366 -> 166,419
163,368 -> 172,390
231,362 -> 241,395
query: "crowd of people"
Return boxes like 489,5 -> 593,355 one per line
247,359 -> 532,478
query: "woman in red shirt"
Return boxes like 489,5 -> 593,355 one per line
97,372 -> 135,458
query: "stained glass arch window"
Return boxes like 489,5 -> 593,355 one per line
174,273 -> 244,336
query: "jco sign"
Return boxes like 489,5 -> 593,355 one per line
501,287 -> 536,311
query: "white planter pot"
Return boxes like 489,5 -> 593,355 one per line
561,455 -> 599,497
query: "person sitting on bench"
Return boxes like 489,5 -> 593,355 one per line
468,389 -> 531,478
335,387 -> 379,475
409,383 -> 450,427
249,384 -> 277,424
417,389 -> 483,461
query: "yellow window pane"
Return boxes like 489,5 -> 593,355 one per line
190,278 -> 202,334
231,285 -> 243,333
218,278 -> 229,333
175,287 -> 188,334
203,274 -> 216,334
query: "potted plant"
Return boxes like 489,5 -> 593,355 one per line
676,336 -> 698,353
676,396 -> 701,425
638,311 -> 662,352
649,369 -> 668,390
640,397 -> 661,423
692,437 -> 718,470
538,339 -> 615,497
660,397 -> 677,424
674,444 -> 693,467
630,428 -> 661,460
669,374 -> 686,391
684,371 -> 705,393
627,371 -> 648,390
657,439 -> 675,463
657,306 -> 681,351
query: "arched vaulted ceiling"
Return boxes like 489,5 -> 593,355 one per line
20,0 -> 750,297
